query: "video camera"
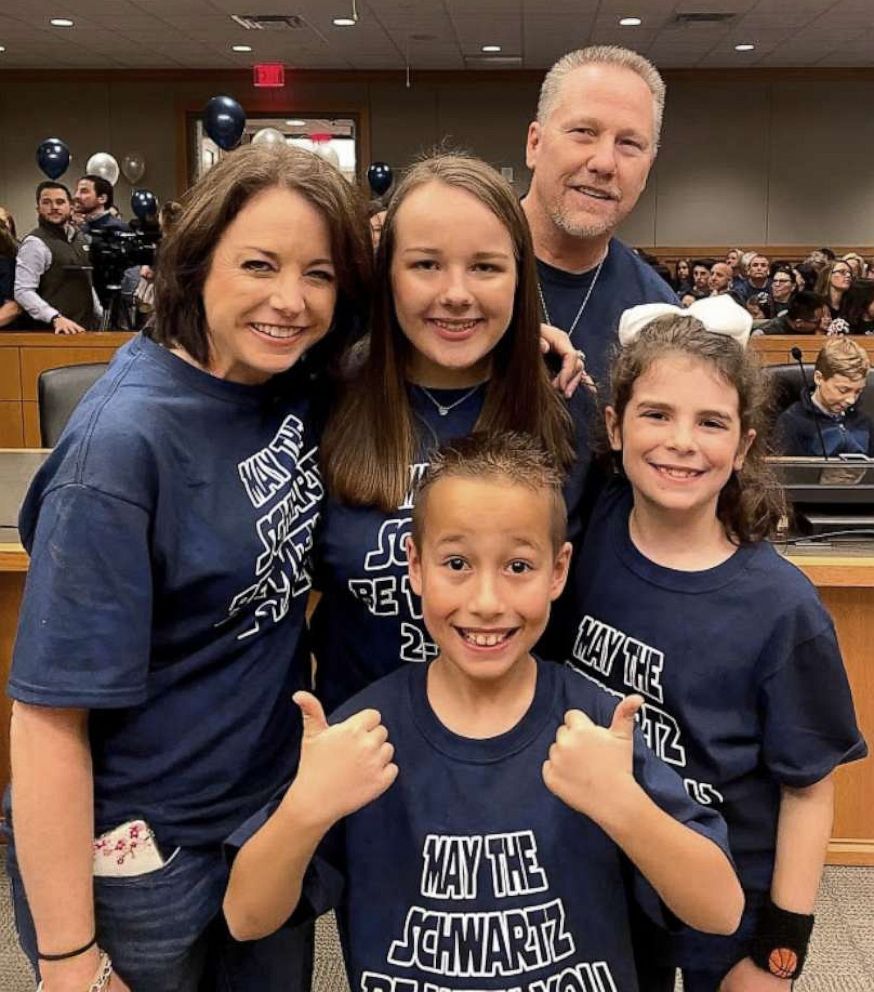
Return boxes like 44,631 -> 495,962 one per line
87,227 -> 159,293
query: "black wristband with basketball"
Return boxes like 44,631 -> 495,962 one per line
750,899 -> 815,980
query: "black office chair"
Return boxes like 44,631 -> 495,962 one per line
38,362 -> 108,447
764,363 -> 814,417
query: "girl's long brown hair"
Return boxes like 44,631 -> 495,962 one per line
603,315 -> 786,543
322,154 -> 574,511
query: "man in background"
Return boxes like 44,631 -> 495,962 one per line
689,258 -> 714,299
14,181 -> 101,334
758,291 -> 829,336
522,45 -> 676,386
75,175 -> 129,235
708,261 -> 734,297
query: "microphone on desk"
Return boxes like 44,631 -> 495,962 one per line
790,346 -> 829,461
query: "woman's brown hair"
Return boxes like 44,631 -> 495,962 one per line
150,144 -> 372,369
321,153 -> 574,511
602,315 -> 785,543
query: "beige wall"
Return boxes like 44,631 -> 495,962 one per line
1,70 -> 872,247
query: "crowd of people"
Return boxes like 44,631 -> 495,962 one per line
645,248 -> 874,335
0,178 -> 182,333
1,42 -> 867,992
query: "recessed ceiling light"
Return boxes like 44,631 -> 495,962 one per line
286,119 -> 306,126
333,17 -> 356,26
619,17 -> 642,26
0,46 -> 5,52
481,44 -> 502,53
735,43 -> 755,51
50,18 -> 74,27
232,44 -> 252,52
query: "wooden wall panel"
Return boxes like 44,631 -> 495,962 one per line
0,404 -> 23,448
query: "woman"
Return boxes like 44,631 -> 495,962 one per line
769,265 -> 795,312
5,143 -> 372,992
312,154 -> 587,713
843,278 -> 874,335
673,257 -> 692,294
815,259 -> 853,320
0,218 -> 21,327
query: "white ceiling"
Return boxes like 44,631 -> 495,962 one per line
0,0 -> 873,70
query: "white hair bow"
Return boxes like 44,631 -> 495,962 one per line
617,295 -> 753,349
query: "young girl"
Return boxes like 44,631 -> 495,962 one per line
312,154 -> 591,713
555,296 -> 866,991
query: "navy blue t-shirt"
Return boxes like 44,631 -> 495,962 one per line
537,238 -> 677,388
8,335 -> 323,848
312,384 -> 592,713
312,385 -> 485,714
230,658 -> 732,992
555,481 -> 866,966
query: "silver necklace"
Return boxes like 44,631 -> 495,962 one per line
537,256 -> 605,337
416,383 -> 483,417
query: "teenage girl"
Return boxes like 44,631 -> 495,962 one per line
555,297 -> 866,991
312,153 -> 591,713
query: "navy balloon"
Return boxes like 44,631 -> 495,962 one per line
203,95 -> 246,151
367,162 -> 393,197
131,189 -> 159,221
36,138 -> 71,180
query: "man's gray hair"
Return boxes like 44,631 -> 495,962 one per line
537,46 -> 666,150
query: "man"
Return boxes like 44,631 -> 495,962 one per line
689,258 -> 714,299
14,181 -> 101,334
757,291 -> 829,336
74,175 -> 129,235
708,261 -> 733,296
739,253 -> 770,300
522,46 -> 676,386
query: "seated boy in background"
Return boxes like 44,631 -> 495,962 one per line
224,432 -> 743,992
776,337 -> 873,456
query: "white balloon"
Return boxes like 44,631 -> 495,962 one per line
252,127 -> 286,146
311,139 -> 340,168
86,152 -> 120,186
121,151 -> 146,183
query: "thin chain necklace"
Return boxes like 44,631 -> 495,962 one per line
415,382 -> 484,417
537,256 -> 605,337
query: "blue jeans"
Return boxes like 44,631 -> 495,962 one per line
6,841 -> 313,992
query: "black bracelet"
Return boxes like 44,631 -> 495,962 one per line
38,932 -> 97,962
750,899 -> 815,981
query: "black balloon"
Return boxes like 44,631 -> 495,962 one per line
203,95 -> 246,151
367,162 -> 393,196
36,138 -> 71,180
131,189 -> 159,221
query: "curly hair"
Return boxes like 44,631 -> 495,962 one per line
599,315 -> 786,543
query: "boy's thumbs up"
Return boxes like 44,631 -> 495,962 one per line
609,694 -> 644,740
293,691 -> 329,739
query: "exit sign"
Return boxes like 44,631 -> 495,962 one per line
253,63 -> 285,88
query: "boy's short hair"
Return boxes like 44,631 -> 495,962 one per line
815,337 -> 871,380
411,432 -> 568,554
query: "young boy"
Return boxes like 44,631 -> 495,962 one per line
776,337 -> 873,456
224,432 -> 744,991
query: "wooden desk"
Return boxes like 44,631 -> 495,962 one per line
783,547 -> 874,865
0,332 -> 133,447
750,334 -> 874,366
0,454 -> 869,864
